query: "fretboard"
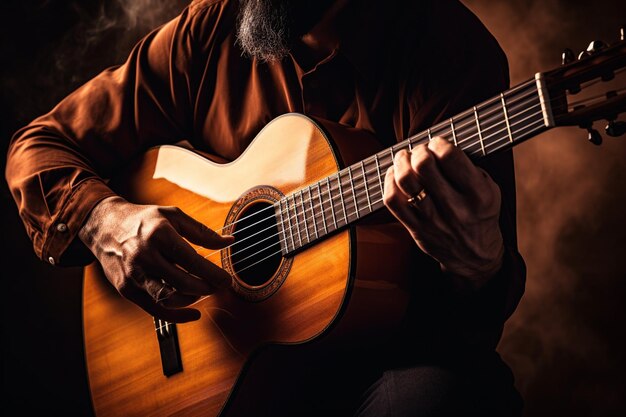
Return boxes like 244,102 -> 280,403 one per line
275,75 -> 553,255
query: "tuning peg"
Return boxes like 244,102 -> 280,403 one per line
621,26 -> 624,41
605,120 -> 626,137
586,40 -> 607,53
562,48 -> 576,65
587,127 -> 603,145
578,40 -> 608,60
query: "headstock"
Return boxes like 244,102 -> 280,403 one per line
542,27 -> 626,145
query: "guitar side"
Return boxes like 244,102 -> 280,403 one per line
82,114 -> 413,416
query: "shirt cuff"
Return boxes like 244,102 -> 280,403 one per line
40,179 -> 117,267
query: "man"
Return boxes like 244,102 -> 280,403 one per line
6,0 -> 526,415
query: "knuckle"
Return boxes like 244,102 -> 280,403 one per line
411,148 -> 434,174
145,219 -> 169,242
428,136 -> 452,153
395,169 -> 416,191
434,142 -> 456,163
157,205 -> 180,215
394,149 -> 409,164
125,249 -> 143,267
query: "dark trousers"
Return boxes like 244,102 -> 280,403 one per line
229,345 -> 523,417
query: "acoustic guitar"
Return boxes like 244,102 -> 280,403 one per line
83,35 -> 626,416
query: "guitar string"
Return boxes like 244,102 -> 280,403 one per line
226,118 -> 548,271
567,86 -> 626,109
196,85 -> 542,248
156,82 -> 626,326
189,70 -> 624,240
214,106 -> 547,267
188,115 -> 549,309
199,93 -> 544,261
206,110 -> 547,272
196,72 -> 616,259
199,61 -> 620,272
230,120 -> 550,277
203,100 -> 546,264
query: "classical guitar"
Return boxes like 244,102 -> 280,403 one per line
83,36 -> 626,416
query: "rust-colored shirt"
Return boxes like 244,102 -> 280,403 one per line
5,0 -> 524,350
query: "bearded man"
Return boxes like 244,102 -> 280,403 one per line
6,0 -> 526,415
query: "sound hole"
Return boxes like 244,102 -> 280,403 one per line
231,201 -> 282,287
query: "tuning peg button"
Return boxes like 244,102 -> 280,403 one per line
579,40 -> 608,60
587,128 -> 603,145
586,40 -> 607,53
605,120 -> 626,137
562,48 -> 575,65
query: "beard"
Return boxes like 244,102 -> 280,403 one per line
236,0 -> 333,62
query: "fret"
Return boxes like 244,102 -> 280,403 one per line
307,187 -> 319,239
449,117 -> 458,146
488,118 -> 545,155
347,167 -> 359,219
284,198 -> 296,251
361,161 -> 372,212
336,172 -> 348,225
535,72 -> 555,127
501,93 -> 514,143
291,194 -> 302,247
473,106 -> 486,156
277,202 -> 289,253
450,111 -> 477,154
326,177 -> 337,230
278,79 -> 550,243
374,154 -> 384,198
299,189 -> 310,243
317,182 -> 328,235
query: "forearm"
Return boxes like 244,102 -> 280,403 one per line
5,7 -> 201,266
5,125 -> 118,266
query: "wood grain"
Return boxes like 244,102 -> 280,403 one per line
83,114 -> 413,417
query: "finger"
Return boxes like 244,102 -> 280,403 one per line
143,275 -> 202,308
384,168 -> 454,256
160,293 -> 202,309
410,143 -> 461,214
392,149 -> 422,198
427,137 -> 488,194
165,234 -> 233,289
159,206 -> 235,249
119,283 -> 201,323
383,167 -> 424,230
149,253 -> 222,296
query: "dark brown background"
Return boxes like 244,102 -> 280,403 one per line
1,1 -> 625,416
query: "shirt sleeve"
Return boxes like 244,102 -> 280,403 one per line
4,1 -> 223,267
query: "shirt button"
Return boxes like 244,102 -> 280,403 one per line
48,256 -> 56,265
56,223 -> 68,232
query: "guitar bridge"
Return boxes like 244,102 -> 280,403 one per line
153,318 -> 183,377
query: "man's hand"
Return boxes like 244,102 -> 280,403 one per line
383,137 -> 505,290
79,196 -> 234,323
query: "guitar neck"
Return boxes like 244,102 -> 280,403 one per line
276,74 -> 554,255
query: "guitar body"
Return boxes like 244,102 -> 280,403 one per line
83,114 -> 415,416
